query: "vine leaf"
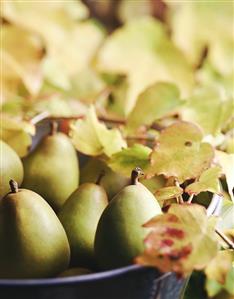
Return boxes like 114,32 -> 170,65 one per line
2,0 -> 104,90
136,204 -> 219,277
148,121 -> 214,183
217,199 -> 234,232
108,144 -> 151,176
70,106 -> 127,157
127,82 -> 182,132
0,115 -> 35,157
166,1 -> 233,74
205,250 -> 234,297
155,186 -> 183,201
216,151 -> 234,202
185,166 -> 222,195
1,25 -> 44,99
97,17 -> 194,115
181,86 -> 234,135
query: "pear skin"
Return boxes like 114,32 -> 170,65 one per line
0,140 -> 23,198
58,267 -> 92,277
80,158 -> 129,200
22,132 -> 79,211
94,168 -> 162,270
0,181 -> 70,278
59,182 -> 108,268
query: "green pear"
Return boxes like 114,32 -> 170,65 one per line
58,175 -> 108,267
58,267 -> 92,277
80,158 -> 129,200
94,167 -> 162,270
0,180 -> 70,279
0,140 -> 24,198
22,126 -> 79,211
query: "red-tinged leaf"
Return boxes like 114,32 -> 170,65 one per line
136,204 -> 219,277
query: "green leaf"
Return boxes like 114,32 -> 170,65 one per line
155,186 -> 183,201
0,114 -> 35,157
1,25 -> 44,98
216,151 -> 234,202
185,166 -> 222,196
70,106 -> 127,157
148,121 -> 214,183
97,17 -> 194,115
140,175 -> 166,195
181,86 -> 234,136
127,82 -> 182,132
108,144 -> 151,176
136,203 -> 219,277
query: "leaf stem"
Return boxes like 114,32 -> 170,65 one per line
29,111 -> 50,125
175,180 -> 184,204
187,194 -> 194,204
215,228 -> 234,250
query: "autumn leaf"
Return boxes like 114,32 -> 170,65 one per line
1,25 -> 44,99
185,166 -> 222,196
97,17 -> 194,115
136,204 -> 219,277
166,1 -> 234,74
2,0 -> 104,89
127,82 -> 182,132
70,106 -> 127,157
108,144 -> 151,176
205,250 -> 234,297
0,114 -> 35,157
148,121 -> 214,183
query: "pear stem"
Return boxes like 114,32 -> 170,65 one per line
50,121 -> 58,135
9,180 -> 18,193
96,170 -> 105,185
131,168 -> 144,185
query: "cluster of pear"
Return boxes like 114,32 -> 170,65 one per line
0,125 -> 162,279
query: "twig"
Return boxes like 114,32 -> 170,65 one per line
215,228 -> 234,250
30,114 -> 126,125
187,194 -> 194,204
126,136 -> 156,142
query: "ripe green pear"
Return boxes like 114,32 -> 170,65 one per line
0,181 -> 70,279
80,158 -> 129,200
22,131 -> 79,211
59,180 -> 108,267
94,168 -> 162,270
0,140 -> 24,198
58,267 -> 92,277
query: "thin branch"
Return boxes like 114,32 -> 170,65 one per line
126,136 -> 156,142
29,114 -> 126,125
215,228 -> 234,250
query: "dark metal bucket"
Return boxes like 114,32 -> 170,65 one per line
0,265 -> 186,299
